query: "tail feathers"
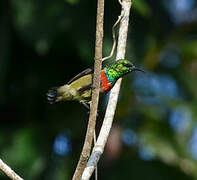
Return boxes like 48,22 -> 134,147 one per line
47,87 -> 58,104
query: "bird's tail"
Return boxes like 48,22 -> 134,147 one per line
47,85 -> 73,104
47,87 -> 58,104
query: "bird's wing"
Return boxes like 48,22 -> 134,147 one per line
67,68 -> 93,85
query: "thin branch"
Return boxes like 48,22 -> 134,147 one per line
72,0 -> 104,180
0,159 -> 24,180
81,0 -> 132,179
102,12 -> 123,62
93,131 -> 97,180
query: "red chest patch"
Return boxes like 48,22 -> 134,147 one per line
101,70 -> 113,92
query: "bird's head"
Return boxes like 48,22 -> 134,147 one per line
110,59 -> 144,76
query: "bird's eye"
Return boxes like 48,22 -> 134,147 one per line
122,63 -> 132,67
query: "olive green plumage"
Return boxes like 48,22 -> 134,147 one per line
47,59 -> 143,107
47,68 -> 93,104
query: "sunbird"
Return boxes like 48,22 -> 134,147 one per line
47,59 -> 143,109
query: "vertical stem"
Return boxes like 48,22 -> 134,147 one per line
72,0 -> 104,180
81,0 -> 132,179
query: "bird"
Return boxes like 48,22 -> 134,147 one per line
47,59 -> 143,109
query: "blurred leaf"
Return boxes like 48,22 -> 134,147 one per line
64,0 -> 80,4
133,0 -> 151,17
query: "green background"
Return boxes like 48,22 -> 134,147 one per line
0,0 -> 197,179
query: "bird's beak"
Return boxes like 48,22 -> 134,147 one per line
132,66 -> 145,73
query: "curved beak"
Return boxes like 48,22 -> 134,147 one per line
132,66 -> 145,73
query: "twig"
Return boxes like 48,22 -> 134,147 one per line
102,12 -> 124,62
81,0 -> 132,179
93,131 -> 97,180
71,0 -> 104,180
0,159 -> 24,180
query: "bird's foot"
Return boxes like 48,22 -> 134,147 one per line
81,102 -> 99,117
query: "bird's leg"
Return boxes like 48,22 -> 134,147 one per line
91,85 -> 96,90
81,102 -> 90,110
81,102 -> 99,117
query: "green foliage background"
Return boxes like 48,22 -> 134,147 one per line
0,0 -> 197,179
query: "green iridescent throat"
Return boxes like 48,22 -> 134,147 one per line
105,59 -> 133,84
105,69 -> 120,84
